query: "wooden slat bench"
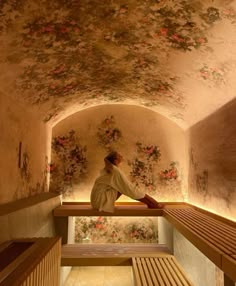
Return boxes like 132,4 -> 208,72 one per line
132,256 -> 194,286
163,208 -> 236,282
61,243 -> 193,286
53,203 -> 165,217
54,202 -> 236,282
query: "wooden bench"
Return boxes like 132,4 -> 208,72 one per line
132,256 -> 194,286
163,208 -> 236,282
61,243 -> 193,286
61,243 -> 171,266
54,202 -> 236,282
53,203 -> 165,217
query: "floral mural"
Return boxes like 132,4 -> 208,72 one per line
97,115 -> 122,150
129,142 -> 161,193
0,0 -> 235,128
74,216 -> 158,243
199,65 -> 226,85
50,130 -> 87,197
159,162 -> 179,182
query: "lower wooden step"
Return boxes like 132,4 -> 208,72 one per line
61,243 -> 170,266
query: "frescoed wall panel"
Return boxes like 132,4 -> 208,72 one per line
188,98 -> 236,220
50,104 -> 187,202
75,216 -> 158,244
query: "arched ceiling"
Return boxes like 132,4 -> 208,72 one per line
1,0 -> 236,129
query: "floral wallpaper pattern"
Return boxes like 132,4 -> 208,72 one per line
199,65 -> 226,85
1,0 -> 235,127
74,216 -> 158,243
97,115 -> 122,150
50,130 -> 87,197
129,142 -> 161,192
159,162 -> 179,181
50,119 -> 182,201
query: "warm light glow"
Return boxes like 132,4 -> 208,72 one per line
190,202 -> 236,222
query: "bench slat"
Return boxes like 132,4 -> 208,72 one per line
144,258 -> 160,286
141,258 -> 154,286
150,258 -> 165,286
165,209 -> 235,254
136,257 -> 148,286
190,210 -> 236,238
164,257 -> 185,286
132,258 -> 142,286
133,256 -> 193,286
159,258 -> 176,286
173,209 -> 236,253
166,257 -> 192,286
170,208 -> 236,237
176,209 -> 236,242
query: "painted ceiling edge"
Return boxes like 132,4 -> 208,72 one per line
49,103 -> 187,131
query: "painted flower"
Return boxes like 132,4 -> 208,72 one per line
97,116 -> 122,150
159,162 -> 178,181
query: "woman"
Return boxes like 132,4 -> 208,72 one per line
90,151 -> 163,213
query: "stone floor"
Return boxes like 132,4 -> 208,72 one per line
64,266 -> 133,286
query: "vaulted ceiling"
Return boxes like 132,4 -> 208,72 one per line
1,0 -> 236,129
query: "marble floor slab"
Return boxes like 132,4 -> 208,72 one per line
64,266 -> 133,286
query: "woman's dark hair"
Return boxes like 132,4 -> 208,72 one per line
104,151 -> 120,173
105,151 -> 119,165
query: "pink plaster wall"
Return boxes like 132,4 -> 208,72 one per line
188,99 -> 236,220
50,104 -> 187,202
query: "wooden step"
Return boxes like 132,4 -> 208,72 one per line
61,243 -> 170,266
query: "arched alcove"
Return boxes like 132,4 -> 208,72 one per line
50,104 -> 187,202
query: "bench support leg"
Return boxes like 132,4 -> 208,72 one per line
54,217 -> 68,244
224,274 -> 234,286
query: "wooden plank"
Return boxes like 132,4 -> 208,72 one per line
132,258 -> 142,286
167,209 -> 235,254
140,258 -> 154,286
186,204 -> 236,228
164,209 -> 234,254
53,204 -> 163,217
178,210 -> 236,249
153,257 -> 172,286
144,258 -> 159,286
61,244 -> 170,267
167,257 -> 193,286
132,256 -> 194,286
222,254 -> 236,282
187,209 -> 236,237
163,212 -> 223,268
159,257 -> 176,286
0,193 -> 60,216
150,258 -> 165,286
136,257 -> 148,286
163,257 -> 183,286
